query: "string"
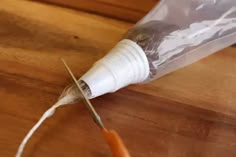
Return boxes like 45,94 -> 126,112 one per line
16,85 -> 80,157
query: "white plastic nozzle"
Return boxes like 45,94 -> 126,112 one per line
80,39 -> 150,98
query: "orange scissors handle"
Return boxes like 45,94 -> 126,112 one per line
102,128 -> 130,157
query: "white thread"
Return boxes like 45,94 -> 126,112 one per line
16,85 -> 80,157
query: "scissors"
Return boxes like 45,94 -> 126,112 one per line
61,58 -> 130,157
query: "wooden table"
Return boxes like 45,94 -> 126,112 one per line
0,0 -> 236,156
38,0 -> 158,22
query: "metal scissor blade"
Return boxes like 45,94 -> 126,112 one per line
61,58 -> 104,129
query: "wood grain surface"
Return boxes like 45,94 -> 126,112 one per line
0,0 -> 236,157
37,0 -> 158,22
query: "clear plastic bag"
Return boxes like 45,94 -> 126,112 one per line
125,0 -> 236,80
81,0 -> 236,98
